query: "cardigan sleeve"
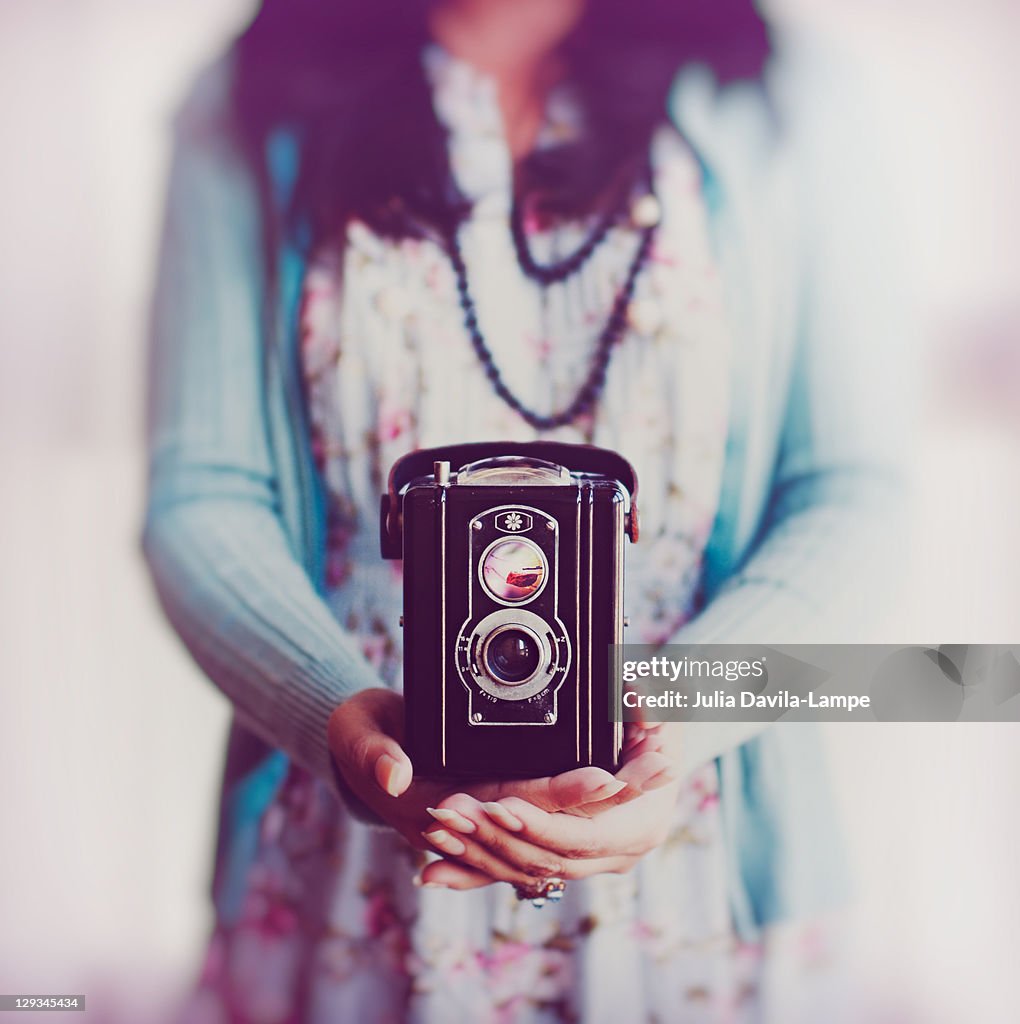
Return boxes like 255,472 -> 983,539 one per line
668,59 -> 911,779
672,343 -> 906,777
141,92 -> 384,807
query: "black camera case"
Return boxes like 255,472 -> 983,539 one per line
380,441 -> 639,779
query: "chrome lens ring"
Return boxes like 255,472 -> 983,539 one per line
469,608 -> 557,702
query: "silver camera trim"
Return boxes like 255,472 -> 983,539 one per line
455,503 -> 571,726
476,534 -> 549,607
471,610 -> 555,702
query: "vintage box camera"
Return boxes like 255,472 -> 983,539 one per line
380,441 -> 639,778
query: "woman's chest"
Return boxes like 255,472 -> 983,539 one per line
302,131 -> 733,550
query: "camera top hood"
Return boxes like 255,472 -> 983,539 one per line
380,441 -> 640,558
455,455 -> 573,487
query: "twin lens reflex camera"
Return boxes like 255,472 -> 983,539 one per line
379,441 -> 639,778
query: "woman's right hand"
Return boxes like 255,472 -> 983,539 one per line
327,689 -> 673,850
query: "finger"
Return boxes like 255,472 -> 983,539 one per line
627,728 -> 668,755
623,726 -> 647,753
436,794 -> 653,871
416,859 -> 495,891
374,751 -> 414,798
622,691 -> 666,730
422,821 -> 632,884
441,794 -> 609,864
422,806 -> 590,884
480,767 -> 627,812
328,693 -> 413,798
622,689 -> 648,728
570,750 -> 677,816
479,795 -> 657,860
366,687 -> 407,742
620,733 -> 667,763
421,823 -> 540,886
417,853 -> 640,891
623,721 -> 667,752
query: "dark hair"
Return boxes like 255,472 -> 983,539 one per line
231,0 -> 771,252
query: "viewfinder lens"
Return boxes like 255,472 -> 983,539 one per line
481,539 -> 546,603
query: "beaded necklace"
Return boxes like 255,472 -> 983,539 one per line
441,168 -> 662,431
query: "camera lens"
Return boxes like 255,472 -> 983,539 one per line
483,627 -> 542,685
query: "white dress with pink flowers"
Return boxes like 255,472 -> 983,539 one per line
180,47 -> 832,1024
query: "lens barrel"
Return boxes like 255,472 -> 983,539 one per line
482,625 -> 542,685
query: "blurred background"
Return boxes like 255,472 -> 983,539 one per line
0,0 -> 1017,1021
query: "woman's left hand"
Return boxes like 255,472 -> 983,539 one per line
417,724 -> 684,890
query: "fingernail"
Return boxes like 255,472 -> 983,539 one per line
423,829 -> 467,856
590,778 -> 628,799
641,769 -> 678,792
481,801 -> 524,831
426,807 -> 477,834
376,753 -> 402,797
412,872 -> 444,889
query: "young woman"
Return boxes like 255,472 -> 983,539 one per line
145,0 -> 895,1019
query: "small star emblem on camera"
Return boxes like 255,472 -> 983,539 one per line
496,511 -> 532,534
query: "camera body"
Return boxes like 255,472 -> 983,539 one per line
380,442 -> 639,778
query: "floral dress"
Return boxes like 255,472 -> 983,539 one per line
179,48 -> 832,1024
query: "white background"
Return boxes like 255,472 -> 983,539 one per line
0,1 -> 1017,1021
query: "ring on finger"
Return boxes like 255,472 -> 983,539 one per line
513,877 -> 566,908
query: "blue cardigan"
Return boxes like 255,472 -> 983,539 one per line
144,55 -> 901,939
